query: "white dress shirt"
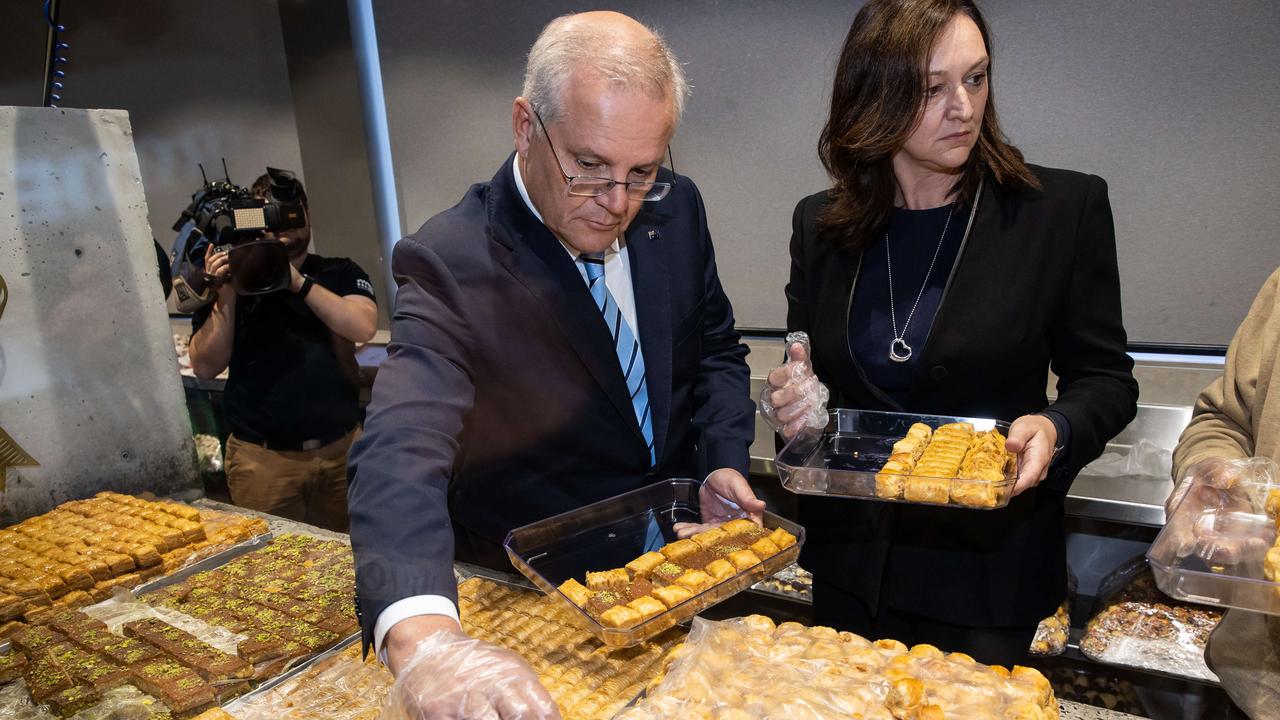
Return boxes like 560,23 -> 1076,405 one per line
373,154 -> 645,658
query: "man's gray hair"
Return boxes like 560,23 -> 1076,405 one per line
523,13 -> 689,128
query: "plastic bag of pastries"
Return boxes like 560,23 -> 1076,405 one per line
623,615 -> 1058,719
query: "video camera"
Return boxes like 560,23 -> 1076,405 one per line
170,164 -> 307,313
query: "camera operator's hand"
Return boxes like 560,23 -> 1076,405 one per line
204,248 -> 235,305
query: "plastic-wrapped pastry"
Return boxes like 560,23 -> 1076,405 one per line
619,615 -> 1058,720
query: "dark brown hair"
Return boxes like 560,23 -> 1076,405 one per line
817,0 -> 1038,251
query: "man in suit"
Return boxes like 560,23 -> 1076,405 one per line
347,11 -> 759,717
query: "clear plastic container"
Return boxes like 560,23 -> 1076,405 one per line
1148,478 -> 1280,615
775,409 -> 1016,509
503,479 -> 804,648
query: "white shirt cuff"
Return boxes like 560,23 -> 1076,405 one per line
373,594 -> 461,663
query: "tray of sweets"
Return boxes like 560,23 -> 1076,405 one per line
504,479 -> 804,648
1148,477 -> 1280,615
775,409 -> 1017,509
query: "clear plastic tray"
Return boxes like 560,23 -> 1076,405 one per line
1148,478 -> 1280,615
503,478 -> 804,648
775,409 -> 1016,509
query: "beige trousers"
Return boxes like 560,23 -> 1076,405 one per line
224,427 -> 358,532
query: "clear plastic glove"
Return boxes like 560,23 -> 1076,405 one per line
760,332 -> 830,441
1162,457 -> 1279,566
380,629 -> 561,720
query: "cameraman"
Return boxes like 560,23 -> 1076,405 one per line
188,171 -> 377,532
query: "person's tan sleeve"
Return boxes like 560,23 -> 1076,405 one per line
1172,267 -> 1280,481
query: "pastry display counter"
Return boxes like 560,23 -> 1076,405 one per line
1,497 -> 1147,719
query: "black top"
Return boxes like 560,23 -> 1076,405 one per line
850,204 -> 965,406
192,254 -> 375,444
785,167 -> 1138,627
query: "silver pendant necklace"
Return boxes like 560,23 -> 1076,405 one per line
885,204 -> 955,363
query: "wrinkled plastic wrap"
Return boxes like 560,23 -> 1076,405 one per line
759,332 -> 830,437
377,629 -> 559,720
1030,573 -> 1075,657
617,615 -> 1059,720
226,643 -> 391,720
751,564 -> 813,601
83,591 -> 245,656
1081,560 -> 1221,682
1029,599 -> 1070,657
1085,439 -> 1173,480
0,678 -> 174,720
194,435 -> 224,474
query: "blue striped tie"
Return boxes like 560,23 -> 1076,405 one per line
580,256 -> 655,466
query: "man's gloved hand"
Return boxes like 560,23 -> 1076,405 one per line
760,332 -> 830,441
672,468 -> 768,538
381,627 -> 561,720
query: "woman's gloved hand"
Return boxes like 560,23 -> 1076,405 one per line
760,332 -> 830,441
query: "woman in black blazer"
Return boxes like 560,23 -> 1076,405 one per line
763,0 -> 1138,664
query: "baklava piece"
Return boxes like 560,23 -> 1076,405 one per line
599,605 -> 644,629
726,550 -> 762,572
558,578 -> 593,607
625,596 -> 666,622
625,552 -> 666,578
705,559 -> 736,582
674,570 -> 713,593
651,584 -> 694,609
586,568 -> 630,593
658,539 -> 700,564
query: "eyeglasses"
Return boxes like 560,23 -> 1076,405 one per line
533,109 -> 675,202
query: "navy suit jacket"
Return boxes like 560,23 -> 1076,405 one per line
347,156 -> 755,648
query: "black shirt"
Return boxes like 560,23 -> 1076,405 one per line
849,204 -> 965,406
192,254 -> 376,444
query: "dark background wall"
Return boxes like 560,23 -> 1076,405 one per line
0,0 -> 386,323
371,0 -> 1280,346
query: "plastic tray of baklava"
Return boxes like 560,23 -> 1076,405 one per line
503,479 -> 804,648
1148,477 -> 1280,616
775,409 -> 1017,509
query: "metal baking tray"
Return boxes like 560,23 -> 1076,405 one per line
504,478 -> 804,648
131,530 -> 275,596
1148,479 -> 1280,615
0,531 -> 273,655
775,409 -> 1016,509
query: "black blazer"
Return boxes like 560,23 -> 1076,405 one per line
348,156 -> 755,648
788,166 -> 1138,626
